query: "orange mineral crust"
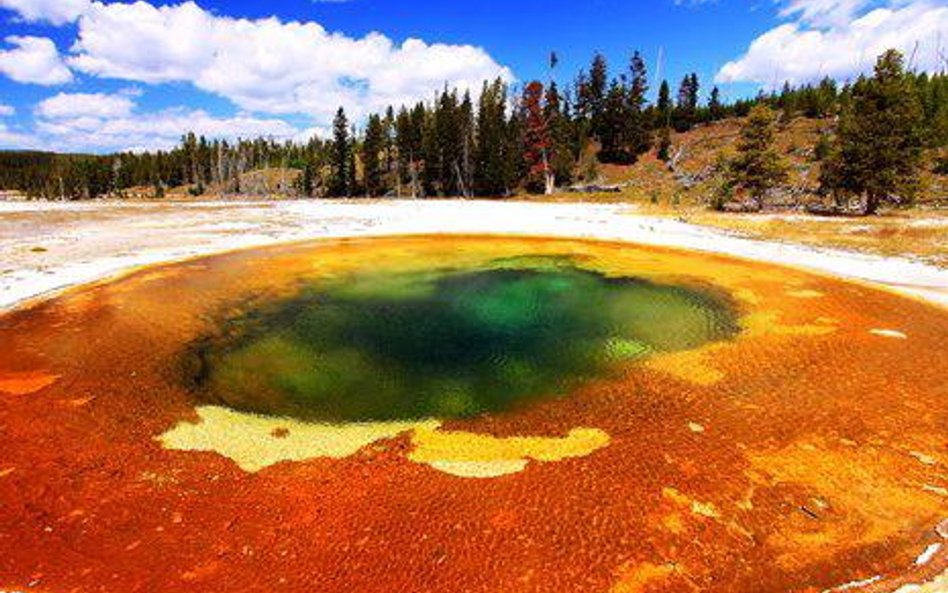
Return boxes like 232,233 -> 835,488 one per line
0,235 -> 946,593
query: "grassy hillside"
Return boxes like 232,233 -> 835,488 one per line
555,116 -> 946,210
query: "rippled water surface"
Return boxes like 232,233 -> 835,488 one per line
190,257 -> 738,422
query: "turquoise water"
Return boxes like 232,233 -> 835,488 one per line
189,258 -> 738,422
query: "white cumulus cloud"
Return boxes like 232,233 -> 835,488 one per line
0,36 -> 73,85
32,91 -> 302,152
0,1 -> 513,147
66,1 -> 513,123
718,0 -> 948,86
0,0 -> 90,25
35,91 -> 134,119
0,122 -> 40,148
0,103 -> 14,116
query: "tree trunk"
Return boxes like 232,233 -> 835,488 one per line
454,161 -> 470,199
542,150 -> 555,195
669,145 -> 686,172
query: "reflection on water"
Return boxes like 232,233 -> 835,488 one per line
189,257 -> 738,422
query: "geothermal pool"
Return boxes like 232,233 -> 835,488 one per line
1,235 -> 947,593
190,257 -> 738,423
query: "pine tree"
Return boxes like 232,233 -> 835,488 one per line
709,86 -> 724,121
395,104 -> 425,198
814,77 -> 838,118
504,104 -> 526,192
474,78 -> 510,196
329,107 -> 352,197
820,50 -> 924,214
931,103 -> 948,148
435,88 -> 463,195
346,125 -> 358,196
727,104 -> 787,209
181,132 -> 198,185
394,107 -> 412,196
578,53 -> 608,137
458,91 -> 476,197
521,81 -> 555,194
657,80 -> 672,127
421,104 -> 439,197
689,74 -> 700,111
545,81 -> 576,185
627,51 -> 652,157
297,160 -> 317,198
599,81 -> 631,163
657,126 -> 672,162
779,82 -> 796,121
674,74 -> 700,132
383,106 -> 396,189
362,113 -> 385,197
596,52 -> 651,165
566,79 -> 592,169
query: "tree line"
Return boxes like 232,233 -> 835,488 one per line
0,135 -> 321,200
1,48 -> 946,208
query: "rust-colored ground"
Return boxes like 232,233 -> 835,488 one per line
1,235 -> 947,593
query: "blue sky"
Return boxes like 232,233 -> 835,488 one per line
0,0 -> 945,152
295,0 -> 770,90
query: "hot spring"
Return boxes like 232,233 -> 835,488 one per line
1,235 -> 947,593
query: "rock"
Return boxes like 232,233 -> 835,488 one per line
567,183 -> 625,193
936,518 -> 948,539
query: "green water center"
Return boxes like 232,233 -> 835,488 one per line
189,258 -> 738,422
